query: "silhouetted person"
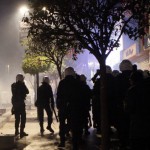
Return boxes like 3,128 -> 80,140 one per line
56,67 -> 83,150
104,66 -> 117,133
36,76 -> 54,135
56,68 -> 72,148
11,74 -> 29,138
132,64 -> 137,72
91,69 -> 100,83
112,70 -> 120,77
92,77 -> 101,133
126,71 -> 150,150
80,74 -> 92,135
143,70 -> 150,83
115,59 -> 133,149
92,66 -> 116,136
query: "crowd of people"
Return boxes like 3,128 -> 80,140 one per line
11,59 -> 150,150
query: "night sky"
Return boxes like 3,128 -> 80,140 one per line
0,0 -> 27,91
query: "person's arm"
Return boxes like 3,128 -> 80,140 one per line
11,83 -> 16,96
91,69 -> 100,83
56,81 -> 63,109
49,85 -> 54,109
11,83 -> 16,104
23,82 -> 29,94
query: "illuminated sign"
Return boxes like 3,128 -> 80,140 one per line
123,43 -> 136,59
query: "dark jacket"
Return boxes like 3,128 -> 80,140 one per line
56,75 -> 82,111
116,70 -> 132,113
126,81 -> 150,139
11,81 -> 29,107
92,73 -> 116,123
36,82 -> 54,107
80,81 -> 92,111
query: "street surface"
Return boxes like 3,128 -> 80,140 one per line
0,108 -> 101,150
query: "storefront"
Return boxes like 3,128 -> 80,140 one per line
121,36 -> 150,71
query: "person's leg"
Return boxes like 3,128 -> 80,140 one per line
20,108 -> 28,138
58,112 -> 66,147
84,111 -> 90,135
71,113 -> 83,150
20,110 -> 26,130
45,105 -> 54,133
72,128 -> 80,150
38,107 -> 44,134
66,113 -> 71,136
14,112 -> 20,136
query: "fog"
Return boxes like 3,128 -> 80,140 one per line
0,0 -> 27,106
0,0 -> 121,107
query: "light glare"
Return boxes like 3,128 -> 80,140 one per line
42,7 -> 46,11
20,6 -> 29,14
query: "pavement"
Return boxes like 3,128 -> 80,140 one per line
0,107 -> 102,150
0,109 -> 12,128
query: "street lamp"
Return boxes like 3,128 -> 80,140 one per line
19,6 -> 29,16
19,5 -> 30,42
42,7 -> 46,11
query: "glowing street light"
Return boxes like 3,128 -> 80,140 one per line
18,5 -> 30,41
42,7 -> 46,11
19,6 -> 29,15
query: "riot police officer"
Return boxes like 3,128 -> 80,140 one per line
11,74 -> 29,138
36,76 -> 54,135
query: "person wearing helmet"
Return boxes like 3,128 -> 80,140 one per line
56,67 -> 76,147
36,76 -> 54,135
56,67 -> 83,150
11,74 -> 29,138
126,71 -> 150,150
115,59 -> 133,149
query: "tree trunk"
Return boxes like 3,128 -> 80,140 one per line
34,72 -> 39,101
100,58 -> 110,150
56,64 -> 62,80
36,73 -> 39,88
35,73 -> 39,119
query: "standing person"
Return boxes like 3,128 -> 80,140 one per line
80,74 -> 92,135
56,67 -> 83,150
115,59 -> 133,149
36,76 -> 54,135
92,66 -> 116,135
126,71 -> 150,150
11,74 -> 29,138
92,77 -> 101,133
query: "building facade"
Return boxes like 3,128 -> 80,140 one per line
120,34 -> 150,71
